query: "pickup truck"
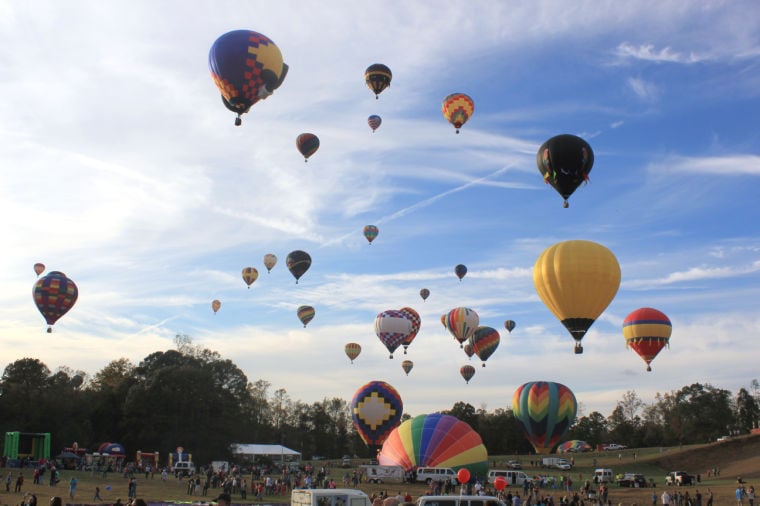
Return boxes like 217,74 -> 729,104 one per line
665,471 -> 694,486
603,443 -> 627,451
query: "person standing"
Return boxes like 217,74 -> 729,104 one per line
69,476 -> 78,499
738,485 -> 747,506
662,490 -> 672,506
94,486 -> 102,501
14,471 -> 24,493
748,486 -> 755,506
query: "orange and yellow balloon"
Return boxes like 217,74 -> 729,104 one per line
442,93 -> 474,133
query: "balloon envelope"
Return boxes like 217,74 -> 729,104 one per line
297,305 -> 315,327
345,342 -> 362,363
263,254 -> 277,273
375,310 -> 412,358
286,250 -> 312,283
351,380 -> 403,449
363,225 -> 379,244
365,64 -> 392,98
504,320 -> 516,333
368,115 -> 382,132
623,307 -> 672,371
536,134 -> 594,207
296,133 -> 320,161
242,267 -> 259,288
460,365 -> 475,384
211,299 -> 221,314
34,263 -> 45,276
398,307 -> 421,353
377,413 -> 488,477
445,307 -> 479,347
455,264 -> 468,281
471,326 -> 500,366
512,381 -> 577,454
442,93 -> 474,133
419,288 -> 430,301
533,240 -> 621,353
401,360 -> 413,376
556,440 -> 592,453
33,271 -> 78,332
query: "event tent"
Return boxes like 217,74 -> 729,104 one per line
230,444 -> 300,460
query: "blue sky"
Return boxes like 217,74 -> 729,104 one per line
1,1 -> 759,419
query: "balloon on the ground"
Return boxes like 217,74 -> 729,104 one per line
623,307 -> 672,372
286,250 -> 312,283
419,288 -> 430,301
375,310 -> 413,358
460,364 -> 475,384
533,240 -> 621,354
263,254 -> 277,273
455,264 -> 467,281
556,440 -> 592,453
242,267 -> 259,288
504,320 -> 516,333
377,413 -> 488,478
208,30 -> 288,126
365,64 -> 392,99
401,360 -> 413,376
34,263 -> 45,276
33,271 -> 78,333
536,134 -> 594,208
297,305 -> 315,327
512,381 -> 577,454
368,115 -> 382,132
494,476 -> 507,491
351,380 -> 403,451
444,307 -> 479,347
211,299 -> 221,314
345,342 -> 361,363
470,326 -> 500,367
398,307 -> 420,354
364,225 -> 379,244
296,133 -> 320,161
442,93 -> 474,133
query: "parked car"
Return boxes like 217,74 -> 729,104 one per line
665,471 -> 694,486
716,435 -> 731,442
507,460 -> 522,470
617,473 -> 647,488
603,443 -> 627,451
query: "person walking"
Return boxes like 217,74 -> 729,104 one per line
68,476 -> 78,499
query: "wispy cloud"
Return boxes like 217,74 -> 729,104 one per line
651,154 -> 760,175
625,261 -> 760,289
614,42 -> 705,64
627,77 -> 659,101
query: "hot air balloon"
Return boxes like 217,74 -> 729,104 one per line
208,30 -> 289,126
504,320 -> 516,333
471,326 -> 500,367
457,468 -> 471,484
33,271 -> 78,333
368,115 -> 382,133
494,476 -> 507,491
263,253 -> 277,273
363,225 -> 379,244
351,380 -> 403,453
286,250 -> 311,283
296,133 -> 319,161
455,264 -> 467,281
463,341 -> 475,359
512,381 -> 578,454
419,288 -> 430,301
623,307 -> 672,372
211,299 -> 221,314
533,240 -> 621,354
242,267 -> 259,288
536,134 -> 594,208
365,64 -> 392,99
34,263 -> 45,277
377,413 -> 488,478
556,440 -> 592,453
401,360 -> 414,376
297,305 -> 315,327
345,342 -> 362,363
460,365 -> 476,384
398,307 -> 420,354
442,93 -> 474,133
374,310 -> 412,358
444,307 -> 479,347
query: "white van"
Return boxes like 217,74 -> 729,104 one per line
487,470 -> 531,486
416,495 -> 506,506
359,464 -> 405,483
593,468 -> 614,484
173,461 -> 196,476
291,488 -> 372,506
415,467 -> 459,484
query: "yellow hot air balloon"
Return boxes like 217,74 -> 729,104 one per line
533,240 -> 621,354
345,342 -> 362,363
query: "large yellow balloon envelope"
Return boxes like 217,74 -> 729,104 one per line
533,240 -> 621,354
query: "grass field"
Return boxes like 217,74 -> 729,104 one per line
0,435 -> 757,506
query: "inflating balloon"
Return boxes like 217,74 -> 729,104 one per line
286,250 -> 312,284
263,253 -> 277,273
398,307 -> 420,354
504,320 -> 516,333
208,30 -> 288,126
455,264 -> 467,281
374,310 -> 412,358
368,115 -> 382,132
533,240 -> 620,354
556,440 -> 591,453
242,267 -> 259,288
536,134 -> 594,208
345,342 -> 362,363
211,299 -> 221,314
377,413 -> 488,478
401,360 -> 414,376
444,307 -> 479,347
442,93 -> 474,133
419,288 -> 430,301
365,64 -> 392,99
470,326 -> 500,367
460,365 -> 475,384
623,307 -> 672,372
33,271 -> 78,333
296,133 -> 320,162
363,225 -> 379,244
34,263 -> 45,277
351,380 -> 403,452
297,305 -> 315,327
512,381 -> 577,454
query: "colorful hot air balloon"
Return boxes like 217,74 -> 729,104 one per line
208,30 -> 289,126
365,64 -> 392,99
33,271 -> 78,333
241,267 -> 259,288
368,114 -> 382,132
455,264 -> 468,281
460,365 -> 476,384
263,253 -> 277,273
419,288 -> 430,301
401,360 -> 414,376
297,305 -> 315,327
34,263 -> 45,277
363,225 -> 379,244
623,307 -> 672,372
463,341 -> 475,359
536,134 -> 594,208
211,299 -> 221,314
442,93 -> 474,133
286,250 -> 312,284
296,133 -> 320,161
374,310 -> 412,358
377,413 -> 488,478
533,240 -> 621,354
398,307 -> 420,354
444,307 -> 479,347
351,380 -> 403,452
556,440 -> 592,454
512,381 -> 578,454
504,320 -> 516,333
345,342 -> 362,363
470,326 -> 500,367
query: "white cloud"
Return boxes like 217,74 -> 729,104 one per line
615,42 -> 704,64
627,77 -> 660,101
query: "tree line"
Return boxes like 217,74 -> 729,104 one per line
0,336 -> 757,465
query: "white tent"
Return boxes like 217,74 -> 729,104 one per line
230,443 -> 301,460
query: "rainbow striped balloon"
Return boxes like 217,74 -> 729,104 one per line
512,381 -> 577,454
623,307 -> 672,371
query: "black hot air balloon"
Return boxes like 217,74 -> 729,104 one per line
286,250 -> 312,283
365,64 -> 392,99
536,134 -> 594,208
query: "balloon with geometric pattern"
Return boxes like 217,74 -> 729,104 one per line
241,267 -> 259,288
512,381 -> 577,454
351,380 -> 403,453
442,93 -> 474,134
470,326 -> 500,367
398,307 -> 421,354
374,310 -> 413,359
33,271 -> 78,333
363,225 -> 379,244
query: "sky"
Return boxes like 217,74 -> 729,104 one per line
1,1 -> 759,421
